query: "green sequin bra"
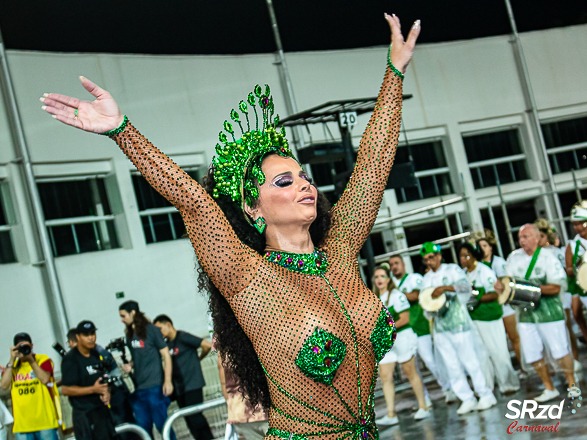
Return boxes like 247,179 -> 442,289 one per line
264,249 -> 328,276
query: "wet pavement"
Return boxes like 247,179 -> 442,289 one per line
375,364 -> 587,440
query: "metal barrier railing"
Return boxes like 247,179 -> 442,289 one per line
66,423 -> 152,440
162,397 -> 226,440
114,423 -> 152,440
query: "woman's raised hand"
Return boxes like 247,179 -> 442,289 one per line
384,13 -> 421,74
40,76 -> 124,134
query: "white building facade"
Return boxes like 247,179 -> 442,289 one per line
1,25 -> 586,367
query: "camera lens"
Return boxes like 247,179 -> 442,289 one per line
18,345 -> 32,356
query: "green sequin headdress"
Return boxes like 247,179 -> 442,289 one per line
211,84 -> 294,210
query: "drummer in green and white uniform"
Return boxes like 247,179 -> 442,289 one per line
420,242 -> 496,416
565,201 -> 587,345
388,254 -> 451,401
458,242 -> 520,395
498,223 -> 576,403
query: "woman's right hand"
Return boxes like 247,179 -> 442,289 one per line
40,76 -> 124,134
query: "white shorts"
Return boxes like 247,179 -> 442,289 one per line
580,296 -> 587,309
518,321 -> 570,364
380,328 -> 418,365
562,292 -> 572,310
502,304 -> 516,318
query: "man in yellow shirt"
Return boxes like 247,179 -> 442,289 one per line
0,332 -> 60,440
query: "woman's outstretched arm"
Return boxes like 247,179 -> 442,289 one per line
327,14 -> 420,256
41,79 -> 258,296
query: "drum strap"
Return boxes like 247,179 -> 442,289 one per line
397,274 -> 408,290
573,241 -> 582,269
524,247 -> 541,280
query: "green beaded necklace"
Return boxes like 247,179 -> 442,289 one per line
264,248 -> 328,276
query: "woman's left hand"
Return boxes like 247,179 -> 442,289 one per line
384,13 -> 421,74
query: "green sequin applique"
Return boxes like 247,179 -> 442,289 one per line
369,308 -> 397,363
295,327 -> 346,385
264,249 -> 328,276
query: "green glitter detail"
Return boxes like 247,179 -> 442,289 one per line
267,429 -> 309,440
211,84 -> 295,207
387,45 -> 405,80
259,362 -> 348,424
295,327 -> 346,386
264,249 -> 328,276
369,308 -> 397,363
102,115 -> 129,137
320,275 -> 364,417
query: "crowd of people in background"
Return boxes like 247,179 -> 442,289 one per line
1,201 -> 587,439
372,199 -> 587,425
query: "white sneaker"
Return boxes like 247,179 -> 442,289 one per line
534,388 -> 560,403
445,390 -> 458,404
456,399 -> 478,415
476,394 -> 497,411
413,408 -> 430,420
376,415 -> 399,426
568,384 -> 581,399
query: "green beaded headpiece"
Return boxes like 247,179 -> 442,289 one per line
211,84 -> 294,208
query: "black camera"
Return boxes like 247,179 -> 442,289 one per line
17,344 -> 32,356
90,363 -> 122,386
105,337 -> 126,353
52,342 -> 67,358
100,374 -> 121,385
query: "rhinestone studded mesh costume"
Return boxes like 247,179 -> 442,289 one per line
112,66 -> 403,439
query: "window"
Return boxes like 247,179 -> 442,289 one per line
132,168 -> 202,244
394,140 -> 454,203
542,116 -> 587,174
463,129 -> 530,189
37,177 -> 120,257
0,183 -> 16,264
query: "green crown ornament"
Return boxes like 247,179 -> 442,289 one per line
211,84 -> 294,208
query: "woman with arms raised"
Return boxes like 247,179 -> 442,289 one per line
41,13 -> 420,439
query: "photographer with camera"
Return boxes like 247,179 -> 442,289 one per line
0,332 -> 61,440
61,321 -> 116,440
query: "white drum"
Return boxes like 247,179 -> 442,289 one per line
419,287 -> 450,317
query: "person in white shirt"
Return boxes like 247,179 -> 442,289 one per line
477,234 -> 522,372
535,218 -> 581,372
565,201 -> 587,344
420,242 -> 496,416
373,265 -> 429,426
496,224 -> 576,403
388,255 -> 452,402
458,242 -> 520,394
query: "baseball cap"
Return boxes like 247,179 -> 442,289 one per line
13,332 -> 32,345
420,242 -> 442,257
75,320 -> 98,334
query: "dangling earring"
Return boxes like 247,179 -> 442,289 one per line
254,217 -> 267,234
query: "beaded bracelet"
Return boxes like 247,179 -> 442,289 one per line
387,45 -> 405,81
101,115 -> 129,137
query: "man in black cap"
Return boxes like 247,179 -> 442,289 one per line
0,332 -> 60,439
61,321 -> 116,440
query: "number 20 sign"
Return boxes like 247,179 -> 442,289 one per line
338,111 -> 358,129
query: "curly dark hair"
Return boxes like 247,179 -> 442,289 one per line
198,154 -> 332,409
458,241 -> 483,262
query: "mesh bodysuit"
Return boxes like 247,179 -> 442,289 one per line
112,66 -> 403,439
